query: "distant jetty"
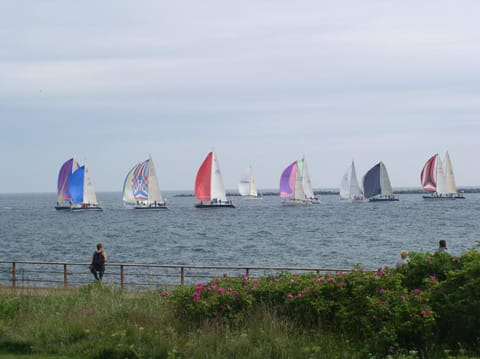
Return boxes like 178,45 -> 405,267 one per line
174,187 -> 480,197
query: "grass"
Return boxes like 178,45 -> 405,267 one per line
0,283 -> 360,359
0,283 -> 479,359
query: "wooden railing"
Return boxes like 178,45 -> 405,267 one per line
0,260 -> 355,290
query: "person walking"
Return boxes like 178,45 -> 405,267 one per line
90,243 -> 107,281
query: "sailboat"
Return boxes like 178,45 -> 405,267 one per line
194,151 -> 235,208
67,162 -> 102,210
421,152 -> 465,199
299,158 -> 320,203
238,166 -> 261,198
279,160 -> 311,205
340,160 -> 365,202
55,157 -> 80,210
362,162 -> 399,202
123,157 -> 167,209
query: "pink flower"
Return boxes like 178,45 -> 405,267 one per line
426,259 -> 433,264
286,294 -> 294,299
327,277 -> 335,283
421,310 -> 430,317
297,292 -> 304,298
242,275 -> 249,281
337,281 -> 346,287
429,275 -> 436,281
193,292 -> 201,302
414,289 -> 422,295
234,291 -> 240,297
195,283 -> 205,291
227,287 -> 233,292
223,273 -> 228,278
290,279 -> 295,284
379,288 -> 385,295
218,288 -> 225,295
399,295 -> 406,301
162,291 -> 169,297
336,271 -> 345,276
317,277 -> 324,282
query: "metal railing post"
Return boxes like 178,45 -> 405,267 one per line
120,265 -> 124,289
12,261 -> 16,288
63,263 -> 68,288
245,268 -> 250,278
180,267 -> 185,285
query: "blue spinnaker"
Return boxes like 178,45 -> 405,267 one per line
67,166 -> 85,204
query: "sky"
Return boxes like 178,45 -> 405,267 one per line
1,0 -> 480,193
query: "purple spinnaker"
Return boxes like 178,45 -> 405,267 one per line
280,161 -> 297,198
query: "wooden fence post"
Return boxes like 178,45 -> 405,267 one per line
120,265 -> 124,289
12,262 -> 16,288
63,263 -> 68,288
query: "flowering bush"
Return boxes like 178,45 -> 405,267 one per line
169,249 -> 480,356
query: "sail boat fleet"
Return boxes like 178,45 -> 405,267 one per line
54,150 -> 467,210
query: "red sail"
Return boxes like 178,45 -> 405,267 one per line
195,152 -> 212,201
420,153 -> 438,192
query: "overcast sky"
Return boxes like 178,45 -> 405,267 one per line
1,0 -> 479,193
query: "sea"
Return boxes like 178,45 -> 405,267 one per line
0,192 -> 479,272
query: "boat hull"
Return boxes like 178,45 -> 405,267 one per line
55,205 -> 72,211
134,204 -> 168,209
70,205 -> 103,211
195,202 -> 235,208
422,195 -> 465,200
281,199 -> 312,206
369,197 -> 399,202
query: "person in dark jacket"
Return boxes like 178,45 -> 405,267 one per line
90,243 -> 107,281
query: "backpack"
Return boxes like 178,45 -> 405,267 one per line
92,251 -> 105,266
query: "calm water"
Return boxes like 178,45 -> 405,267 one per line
0,192 -> 479,270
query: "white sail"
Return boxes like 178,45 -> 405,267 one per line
147,157 -> 164,203
83,163 -> 98,205
294,159 -> 307,201
444,151 -> 457,194
340,161 -> 363,200
340,166 -> 351,199
379,162 -> 394,196
349,161 -> 363,199
210,152 -> 227,202
301,158 -> 315,199
435,157 -> 448,195
238,166 -> 258,197
249,167 -> 258,197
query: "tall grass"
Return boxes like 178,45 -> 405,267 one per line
0,284 -> 358,359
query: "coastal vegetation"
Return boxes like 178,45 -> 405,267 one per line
1,249 -> 480,358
